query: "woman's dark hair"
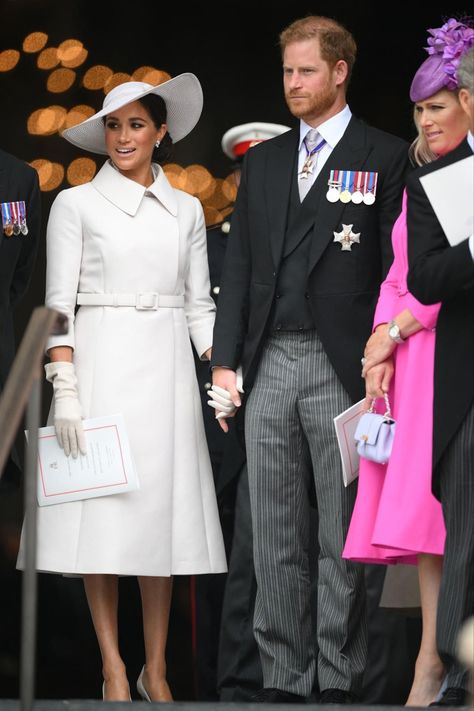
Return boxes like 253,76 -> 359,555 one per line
138,93 -> 173,164
103,93 -> 173,165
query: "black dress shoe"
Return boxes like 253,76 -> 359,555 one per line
429,687 -> 467,706
319,689 -> 354,704
251,687 -> 307,703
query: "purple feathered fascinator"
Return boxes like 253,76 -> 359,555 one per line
410,18 -> 474,102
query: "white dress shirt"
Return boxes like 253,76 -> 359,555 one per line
297,105 -> 352,191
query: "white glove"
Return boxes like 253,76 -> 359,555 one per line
45,361 -> 86,458
207,366 -> 244,419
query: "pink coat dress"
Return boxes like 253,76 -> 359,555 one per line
343,192 -> 445,564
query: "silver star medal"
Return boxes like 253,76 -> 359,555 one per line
300,155 -> 314,179
333,224 -> 360,251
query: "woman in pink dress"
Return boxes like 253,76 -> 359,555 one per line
343,18 -> 473,707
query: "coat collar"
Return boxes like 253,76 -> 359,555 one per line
91,160 -> 178,217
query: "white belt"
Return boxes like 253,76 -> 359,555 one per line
76,292 -> 185,310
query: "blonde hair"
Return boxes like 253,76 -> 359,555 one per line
279,16 -> 357,85
409,105 -> 438,166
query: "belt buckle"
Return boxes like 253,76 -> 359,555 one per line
136,292 -> 159,310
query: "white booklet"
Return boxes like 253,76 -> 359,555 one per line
419,155 -> 474,247
333,399 -> 365,487
30,413 -> 139,506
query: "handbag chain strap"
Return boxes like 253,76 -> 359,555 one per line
368,392 -> 392,419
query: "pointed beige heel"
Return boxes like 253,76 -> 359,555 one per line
137,665 -> 152,702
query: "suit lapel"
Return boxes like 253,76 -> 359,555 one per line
265,128 -> 299,268
307,119 -> 370,273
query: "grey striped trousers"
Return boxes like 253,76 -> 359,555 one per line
437,399 -> 474,688
245,331 -> 367,696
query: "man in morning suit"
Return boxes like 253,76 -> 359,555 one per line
0,148 -> 41,489
407,46 -> 474,708
209,15 -> 409,703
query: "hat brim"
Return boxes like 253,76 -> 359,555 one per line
62,73 -> 203,154
221,122 -> 292,159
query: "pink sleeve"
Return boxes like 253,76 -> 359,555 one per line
373,258 -> 399,329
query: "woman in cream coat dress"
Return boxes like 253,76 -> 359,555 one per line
18,75 -> 227,702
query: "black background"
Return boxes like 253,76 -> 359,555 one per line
0,0 -> 467,701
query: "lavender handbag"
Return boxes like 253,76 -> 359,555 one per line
354,394 -> 396,465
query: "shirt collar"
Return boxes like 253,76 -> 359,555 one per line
298,104 -> 352,150
91,160 -> 178,217
467,131 -> 474,152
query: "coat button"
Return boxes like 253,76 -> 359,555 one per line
221,221 -> 231,234
305,292 -> 309,299
212,286 -> 220,294
204,382 -> 211,390
276,293 -> 281,299
276,324 -> 282,330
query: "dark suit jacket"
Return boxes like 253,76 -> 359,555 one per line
211,116 -> 409,403
0,148 -> 41,481
406,139 -> 474,495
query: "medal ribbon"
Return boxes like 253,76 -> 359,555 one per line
1,202 -> 11,228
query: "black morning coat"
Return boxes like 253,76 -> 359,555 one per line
407,138 -> 474,497
211,116 -> 409,405
0,148 -> 41,483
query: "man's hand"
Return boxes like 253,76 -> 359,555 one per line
208,367 -> 243,433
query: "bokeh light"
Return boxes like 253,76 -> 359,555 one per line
57,39 -> 88,68
37,47 -> 60,70
30,159 -> 64,191
27,106 -> 67,135
83,65 -> 113,90
183,165 -> 215,200
104,72 -> 131,93
47,67 -> 76,93
64,104 -> 95,128
0,50 -> 20,72
67,157 -> 97,186
163,163 -> 187,190
222,173 -> 238,203
23,32 -> 49,53
131,67 -> 171,85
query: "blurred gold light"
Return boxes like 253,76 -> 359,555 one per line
23,32 -> 48,53
47,67 -> 76,93
163,163 -> 187,190
222,173 -> 238,202
27,106 -> 67,135
206,179 -> 231,210
0,50 -> 20,71
131,67 -> 171,85
37,47 -> 59,70
203,206 -> 224,226
104,72 -> 131,93
57,39 -> 88,68
83,65 -> 113,90
184,165 -> 215,200
30,159 -> 64,191
64,104 -> 95,129
67,158 -> 97,186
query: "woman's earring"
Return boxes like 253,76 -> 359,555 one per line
155,140 -> 161,148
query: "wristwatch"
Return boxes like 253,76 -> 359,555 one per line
388,319 -> 405,344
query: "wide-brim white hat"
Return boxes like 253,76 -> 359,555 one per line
62,73 -> 203,154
